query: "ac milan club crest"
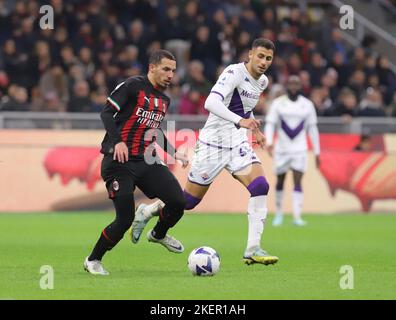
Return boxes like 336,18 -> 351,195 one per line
112,180 -> 119,191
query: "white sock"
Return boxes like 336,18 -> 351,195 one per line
275,190 -> 284,217
292,191 -> 303,221
143,200 -> 164,219
246,195 -> 267,255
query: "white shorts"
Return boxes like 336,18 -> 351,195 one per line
188,140 -> 261,185
273,151 -> 307,175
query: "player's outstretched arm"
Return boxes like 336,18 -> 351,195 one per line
204,93 -> 261,130
238,118 -> 262,130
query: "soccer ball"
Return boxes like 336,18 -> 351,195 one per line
187,246 -> 220,276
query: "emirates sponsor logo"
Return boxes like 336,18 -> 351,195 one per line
136,107 -> 164,128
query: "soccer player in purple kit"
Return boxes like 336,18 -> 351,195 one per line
133,39 -> 279,265
265,76 -> 320,227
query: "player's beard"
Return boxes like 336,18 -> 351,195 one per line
161,79 -> 171,89
156,80 -> 169,91
287,89 -> 300,101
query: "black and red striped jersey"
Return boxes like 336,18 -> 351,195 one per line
100,75 -> 175,159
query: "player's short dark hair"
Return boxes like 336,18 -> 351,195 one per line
149,50 -> 176,65
251,38 -> 275,52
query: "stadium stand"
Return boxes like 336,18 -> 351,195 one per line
0,0 -> 395,120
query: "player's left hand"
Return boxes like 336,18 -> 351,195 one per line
175,149 -> 189,169
253,129 -> 266,149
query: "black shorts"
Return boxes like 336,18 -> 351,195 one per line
101,155 -> 183,201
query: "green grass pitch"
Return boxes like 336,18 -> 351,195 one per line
0,212 -> 395,300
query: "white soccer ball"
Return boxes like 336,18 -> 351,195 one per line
187,246 -> 220,276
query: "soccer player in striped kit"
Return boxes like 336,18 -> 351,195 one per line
84,50 -> 189,275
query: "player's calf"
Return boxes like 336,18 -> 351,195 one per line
274,183 -> 285,226
106,194 -> 135,242
184,190 -> 202,210
244,175 -> 277,262
159,196 -> 185,228
87,195 -> 134,263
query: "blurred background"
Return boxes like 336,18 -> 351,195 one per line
0,0 -> 395,214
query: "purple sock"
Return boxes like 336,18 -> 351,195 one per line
184,191 -> 202,210
294,185 -> 302,192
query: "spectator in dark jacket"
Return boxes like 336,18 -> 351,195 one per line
324,87 -> 358,119
357,88 -> 386,117
0,85 -> 30,111
305,52 -> 326,87
190,25 -> 222,81
68,80 -> 92,112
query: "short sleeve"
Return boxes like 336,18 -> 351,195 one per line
260,75 -> 269,91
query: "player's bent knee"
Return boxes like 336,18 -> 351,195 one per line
171,194 -> 186,212
183,190 -> 202,210
247,176 -> 270,196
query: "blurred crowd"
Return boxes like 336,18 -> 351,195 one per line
0,0 -> 396,119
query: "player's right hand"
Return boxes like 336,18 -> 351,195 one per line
253,129 -> 266,149
238,118 -> 261,130
114,142 -> 129,163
